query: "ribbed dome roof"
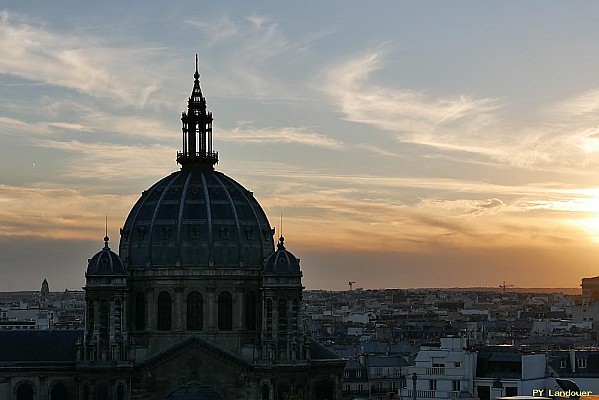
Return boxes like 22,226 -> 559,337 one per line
119,169 -> 274,269
264,236 -> 300,275
87,237 -> 124,275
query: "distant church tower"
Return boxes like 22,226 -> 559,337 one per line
80,236 -> 128,363
40,278 -> 49,304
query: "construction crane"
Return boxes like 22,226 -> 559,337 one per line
499,281 -> 514,296
348,281 -> 356,291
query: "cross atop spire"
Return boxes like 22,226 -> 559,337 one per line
177,55 -> 218,170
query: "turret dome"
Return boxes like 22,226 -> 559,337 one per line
87,236 -> 124,275
264,236 -> 301,275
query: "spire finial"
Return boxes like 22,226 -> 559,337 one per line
194,54 -> 200,81
104,215 -> 109,248
277,213 -> 285,250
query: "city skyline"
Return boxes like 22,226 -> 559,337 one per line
2,2 -> 599,290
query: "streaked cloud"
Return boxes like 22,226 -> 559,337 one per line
0,10 -> 162,108
324,49 -> 499,136
35,140 -> 176,181
219,124 -> 343,149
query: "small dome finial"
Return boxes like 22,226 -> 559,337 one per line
277,235 -> 285,250
194,54 -> 200,81
104,235 -> 110,249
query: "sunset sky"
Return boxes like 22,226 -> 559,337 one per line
2,2 -> 599,290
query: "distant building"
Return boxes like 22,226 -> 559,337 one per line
582,276 -> 599,305
39,279 -> 49,304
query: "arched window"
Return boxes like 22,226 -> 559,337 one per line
261,384 -> 270,400
135,292 -> 145,330
278,298 -> 288,333
245,291 -> 256,330
117,385 -> 126,400
82,384 -> 90,400
97,384 -> 109,400
157,292 -> 172,331
50,382 -> 69,400
187,291 -> 203,331
218,291 -> 233,330
16,382 -> 34,400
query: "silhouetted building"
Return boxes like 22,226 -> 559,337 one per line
0,59 -> 344,400
39,279 -> 49,304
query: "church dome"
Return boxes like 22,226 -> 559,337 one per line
87,237 -> 125,275
119,57 -> 274,269
119,169 -> 273,268
264,236 -> 301,275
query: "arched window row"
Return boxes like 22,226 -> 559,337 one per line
133,289 -> 261,332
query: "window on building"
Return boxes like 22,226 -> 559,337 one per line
560,359 -> 566,368
245,291 -> 256,330
16,382 -> 34,400
455,362 -> 461,368
218,291 -> 233,330
453,380 -> 461,392
50,382 -> 69,400
278,299 -> 288,333
292,298 -> 299,332
114,300 -> 122,335
187,291 -> 203,331
356,370 -> 361,379
429,380 -> 437,391
266,298 -> 273,335
376,367 -> 382,376
157,292 -> 172,331
358,384 -> 363,394
116,385 -> 125,400
261,384 -> 270,400
99,300 -> 109,341
477,386 -> 490,400
578,358 -> 588,369
135,292 -> 145,330
344,370 -> 350,378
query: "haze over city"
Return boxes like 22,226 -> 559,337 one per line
2,2 -> 599,290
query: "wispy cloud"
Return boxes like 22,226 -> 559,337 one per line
219,124 -> 343,149
0,11 -> 163,108
324,49 -> 499,136
323,48 -> 599,172
185,14 -> 325,100
35,140 -> 176,181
